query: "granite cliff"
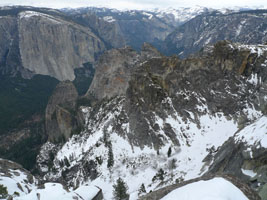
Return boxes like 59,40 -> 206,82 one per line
0,7 -> 106,81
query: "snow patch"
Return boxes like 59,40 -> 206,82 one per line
241,169 -> 257,177
235,116 -> 267,148
19,11 -> 62,24
102,16 -> 116,23
160,177 -> 248,200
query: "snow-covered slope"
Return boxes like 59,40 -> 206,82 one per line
43,98 -> 241,199
0,167 -> 36,198
160,177 -> 248,200
152,6 -> 214,25
235,116 -> 267,148
0,158 -> 101,200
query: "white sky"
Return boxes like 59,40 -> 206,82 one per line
0,0 -> 266,10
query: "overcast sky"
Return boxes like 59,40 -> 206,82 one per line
0,0 -> 267,10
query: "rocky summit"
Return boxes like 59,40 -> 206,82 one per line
1,5 -> 267,200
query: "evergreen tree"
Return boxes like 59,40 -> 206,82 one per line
152,168 -> 166,182
107,144 -> 114,168
64,156 -> 70,167
113,178 -> 129,200
138,183 -> 146,196
0,184 -> 8,199
167,147 -> 172,157
103,127 -> 109,147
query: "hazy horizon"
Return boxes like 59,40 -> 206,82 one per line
0,0 -> 266,10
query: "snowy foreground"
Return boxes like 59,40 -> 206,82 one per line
160,178 -> 248,200
17,184 -> 99,200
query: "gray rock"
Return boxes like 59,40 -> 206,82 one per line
18,11 -> 105,81
45,81 -> 79,142
259,184 -> 267,200
87,43 -> 162,100
0,8 -> 106,81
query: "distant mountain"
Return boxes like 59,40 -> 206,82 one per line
62,6 -> 215,50
164,9 -> 267,57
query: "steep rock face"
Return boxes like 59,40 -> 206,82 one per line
87,47 -> 139,100
69,12 -> 126,48
45,81 -> 79,142
18,11 -> 105,81
165,10 -> 267,57
87,43 -> 162,100
0,7 -> 106,81
0,15 -> 29,77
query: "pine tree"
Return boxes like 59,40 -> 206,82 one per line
113,178 -> 129,200
107,144 -> 114,168
138,183 -> 146,196
0,184 -> 8,199
64,156 -> 70,167
103,127 -> 108,147
167,147 -> 172,157
152,168 -> 165,182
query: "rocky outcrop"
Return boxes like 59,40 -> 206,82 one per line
86,46 -> 138,100
45,81 -> 79,142
164,10 -> 267,57
69,11 -> 126,49
87,43 -> 162,100
0,15 -> 29,77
